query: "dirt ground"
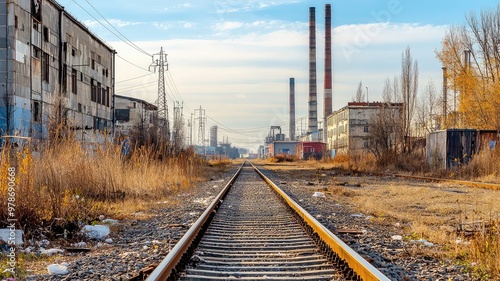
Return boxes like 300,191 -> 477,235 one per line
258,161 -> 500,260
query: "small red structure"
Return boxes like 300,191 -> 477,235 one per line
297,142 -> 326,160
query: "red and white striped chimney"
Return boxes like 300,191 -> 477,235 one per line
308,7 -> 318,134
323,4 -> 332,142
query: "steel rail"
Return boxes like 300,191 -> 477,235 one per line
250,162 -> 391,281
368,172 -> 500,190
146,163 -> 244,281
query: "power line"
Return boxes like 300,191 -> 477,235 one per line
83,0 -> 152,57
115,80 -> 157,93
116,73 -> 153,84
70,0 -> 152,57
116,54 -> 150,72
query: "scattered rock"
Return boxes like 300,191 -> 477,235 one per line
0,229 -> 23,245
40,248 -> 64,255
312,192 -> 326,198
47,264 -> 69,275
81,225 -> 110,240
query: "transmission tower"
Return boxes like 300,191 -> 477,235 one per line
172,101 -> 184,147
149,47 -> 170,140
195,106 -> 206,147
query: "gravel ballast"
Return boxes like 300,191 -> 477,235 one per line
27,162 -> 471,281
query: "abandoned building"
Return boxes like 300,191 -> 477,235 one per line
326,102 -> 403,156
0,0 -> 115,145
114,95 -> 157,138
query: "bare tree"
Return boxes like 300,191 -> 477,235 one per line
382,77 -> 392,102
368,103 -> 403,164
416,79 -> 442,136
393,75 -> 401,103
353,81 -> 365,102
400,46 -> 419,152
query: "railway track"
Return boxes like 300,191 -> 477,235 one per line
146,162 -> 390,281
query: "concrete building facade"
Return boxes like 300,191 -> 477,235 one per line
0,0 -> 115,145
114,95 -> 157,137
326,102 -> 403,156
268,141 -> 298,157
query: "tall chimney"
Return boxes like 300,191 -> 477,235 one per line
289,78 -> 296,140
442,67 -> 447,127
308,7 -> 318,134
323,4 -> 332,143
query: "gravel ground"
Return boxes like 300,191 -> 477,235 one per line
25,162 -> 471,281
26,166 -> 239,281
255,164 -> 471,281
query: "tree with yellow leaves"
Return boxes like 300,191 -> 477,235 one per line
437,5 -> 500,130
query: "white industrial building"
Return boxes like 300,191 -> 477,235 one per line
114,95 -> 157,137
326,102 -> 403,156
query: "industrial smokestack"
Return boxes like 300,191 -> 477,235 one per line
323,4 -> 332,143
442,67 -> 447,126
308,7 -> 318,134
289,78 -> 296,140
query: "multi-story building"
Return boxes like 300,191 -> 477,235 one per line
0,0 -> 115,145
114,95 -> 157,138
326,102 -> 403,156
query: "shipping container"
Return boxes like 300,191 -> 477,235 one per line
426,129 -> 477,170
297,142 -> 326,160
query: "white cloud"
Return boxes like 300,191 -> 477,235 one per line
110,22 -> 448,149
214,0 -> 300,14
213,21 -> 244,31
181,3 -> 194,8
82,19 -> 146,29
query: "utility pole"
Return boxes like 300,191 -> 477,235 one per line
149,47 -> 170,141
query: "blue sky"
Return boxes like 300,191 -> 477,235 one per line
56,0 -> 499,151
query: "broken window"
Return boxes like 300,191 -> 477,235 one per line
115,109 -> 130,122
101,87 -> 106,106
33,47 -> 41,59
33,101 -> 41,122
72,69 -> 77,94
97,82 -> 102,104
91,79 -> 96,102
106,87 -> 110,107
41,52 -> 49,83
43,26 -> 49,42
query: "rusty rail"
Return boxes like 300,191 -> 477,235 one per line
250,162 -> 390,281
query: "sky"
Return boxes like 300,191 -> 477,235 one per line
55,0 -> 500,152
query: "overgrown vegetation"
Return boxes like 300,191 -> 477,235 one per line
0,136 -> 206,240
268,154 -> 299,163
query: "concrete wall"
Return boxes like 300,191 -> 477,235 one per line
327,103 -> 403,155
269,141 -> 297,156
114,95 -> 157,137
0,0 -> 115,145
326,106 -> 349,154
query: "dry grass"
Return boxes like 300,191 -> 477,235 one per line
0,138 -> 206,238
268,154 -> 299,163
262,155 -> 500,280
340,181 -> 500,279
459,148 -> 500,183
